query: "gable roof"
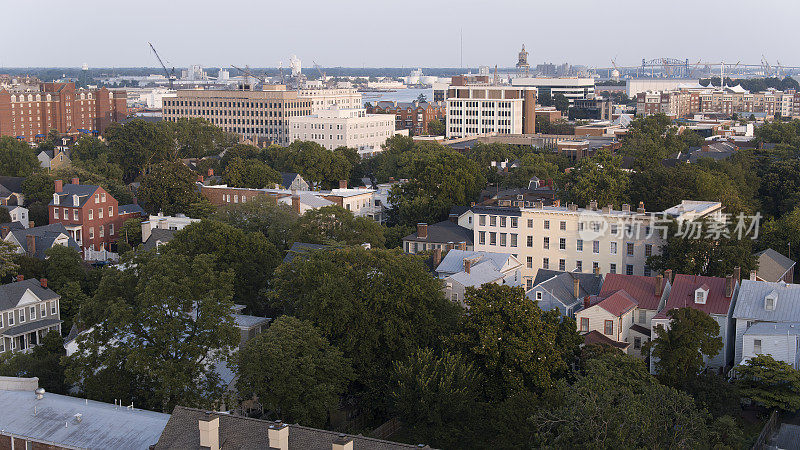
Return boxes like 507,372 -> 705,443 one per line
599,273 -> 667,311
282,242 -> 336,265
403,220 -> 473,245
732,279 -> 800,322
118,203 -> 146,215
529,269 -> 604,306
280,172 -> 303,189
140,228 -> 177,251
49,183 -> 100,207
591,290 -> 638,317
755,248 -> 796,282
0,176 -> 25,196
0,278 -> 60,311
449,260 -> 510,288
155,406 -> 427,450
6,223 -> 81,259
583,330 -> 630,349
654,274 -> 733,319
436,249 -> 517,275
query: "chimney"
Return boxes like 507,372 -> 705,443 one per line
26,234 -> 36,257
637,201 -> 645,214
28,221 -> 34,229
664,269 -> 673,283
733,266 -> 741,283
750,269 -> 757,281
339,179 -> 348,189
291,194 -> 301,214
464,258 -> 472,274
71,177 -> 79,185
54,179 -> 63,194
198,175 -> 204,182
655,274 -> 663,296
573,277 -> 580,299
433,248 -> 442,267
449,213 -> 458,223
458,241 -> 466,250
583,296 -> 590,309
208,168 -> 214,177
725,275 -> 734,298
622,203 -> 631,213
198,415 -> 220,450
332,435 -> 354,450
16,274 -> 24,282
40,278 -> 48,288
417,223 -> 428,239
268,422 -> 289,450
446,242 -> 454,251
1,226 -> 9,239
589,200 -> 598,210
553,199 -> 561,207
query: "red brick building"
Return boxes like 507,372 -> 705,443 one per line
0,82 -> 126,142
366,100 -> 446,135
48,178 -> 144,252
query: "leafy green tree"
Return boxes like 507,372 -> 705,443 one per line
22,173 -> 55,205
0,241 -> 20,281
237,316 -> 352,427
534,353 -> 709,449
427,119 -> 445,136
164,220 -> 280,314
563,149 -> 629,208
0,331 -> 67,394
222,157 -> 281,189
138,161 -> 210,215
451,284 -> 581,399
737,354 -> 800,412
292,205 -> 385,248
383,224 -> 415,249
759,159 -> 800,218
265,141 -> 352,189
553,93 -> 569,113
67,252 -> 240,412
0,206 -> 10,223
538,91 -> 552,107
646,307 -> 723,387
708,415 -> 745,450
168,117 -> 236,159
211,195 -> 298,251
682,373 -> 741,419
269,247 -> 461,416
105,119 -> 174,182
12,254 -> 47,281
0,136 -> 40,176
69,136 -> 123,180
390,348 -> 484,448
118,218 -> 143,253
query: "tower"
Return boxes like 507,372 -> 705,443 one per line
516,44 -> 530,77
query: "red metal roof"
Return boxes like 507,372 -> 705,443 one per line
583,330 -> 630,349
599,273 -> 666,311
593,290 -> 638,317
653,274 -> 733,319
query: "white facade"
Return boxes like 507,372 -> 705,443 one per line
512,77 -> 595,104
446,85 -> 534,138
298,88 -> 362,113
141,213 -> 200,242
626,79 -> 700,97
740,323 -> 800,369
7,206 -> 29,228
289,107 -> 395,156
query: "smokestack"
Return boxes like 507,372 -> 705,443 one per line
198,415 -> 220,450
0,226 -> 9,239
339,179 -> 348,189
433,248 -> 442,267
664,269 -> 673,283
268,422 -> 289,450
40,278 -> 48,288
26,234 -> 36,257
464,258 -> 472,274
573,277 -> 580,299
417,223 -> 428,239
71,177 -> 79,185
655,274 -> 663,296
54,180 -> 63,193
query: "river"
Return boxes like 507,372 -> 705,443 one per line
360,87 -> 434,104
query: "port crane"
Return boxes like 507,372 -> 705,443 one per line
148,42 -> 176,89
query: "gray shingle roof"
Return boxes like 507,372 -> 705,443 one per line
732,279 -> 800,322
0,278 -> 60,312
2,318 -> 62,337
280,172 -> 302,189
49,184 -> 99,207
155,406 -> 429,449
755,248 -> 795,282
0,176 -> 25,196
7,223 -> 80,259
140,228 -> 177,251
529,269 -> 604,306
118,203 -> 146,215
403,220 -> 473,245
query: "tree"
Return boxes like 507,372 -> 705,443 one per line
269,247 -> 461,416
427,119 -> 445,136
534,353 -> 709,449
646,307 -> 723,387
737,354 -> 800,412
118,218 -> 143,253
222,157 -> 281,189
451,284 -> 582,400
211,195 -> 298,251
389,348 -> 484,448
0,331 -> 67,394
0,136 -> 40,177
237,316 -> 352,427
553,93 -> 569,113
168,117 -> 236,159
292,205 -> 385,248
0,206 -> 10,223
105,119 -> 174,182
164,220 -> 280,314
265,141 -> 352,189
137,161 -> 210,216
0,241 -> 20,281
563,149 -> 630,208
538,91 -> 552,107
67,252 -> 240,412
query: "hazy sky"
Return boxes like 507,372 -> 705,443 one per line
3,0 -> 795,69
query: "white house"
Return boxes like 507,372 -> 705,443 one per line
434,249 -> 523,307
6,206 -> 29,228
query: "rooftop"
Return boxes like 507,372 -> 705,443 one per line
733,279 -> 800,322
755,248 -> 796,282
599,273 -> 668,311
654,274 -> 734,319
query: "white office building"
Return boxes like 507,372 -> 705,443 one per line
511,77 -> 595,105
298,88 -> 363,113
289,107 -> 395,156
446,85 -> 536,138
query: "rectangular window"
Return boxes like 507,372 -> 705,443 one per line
580,317 -> 589,332
99,225 -> 104,238
634,337 -> 642,350
527,256 -> 533,268
510,233 -> 518,247
592,262 -> 599,273
610,242 -> 617,255
610,263 -> 617,274
54,208 -> 59,219
40,303 -> 46,317
645,244 -> 653,257
626,243 -> 634,256
499,233 -> 507,246
109,206 -> 113,217
101,193 -> 106,202
543,237 -> 549,249
527,219 -> 533,228
95,193 -> 99,203
604,320 -> 614,335
543,258 -> 549,269
98,208 -> 103,219
109,224 -> 114,235
8,311 -> 14,326
51,301 -> 57,315
576,260 -> 583,272
489,216 -> 497,227
754,339 -> 762,354
559,238 -> 566,250
73,210 -> 78,221
489,232 -> 497,245
29,306 -> 35,320
526,279 -> 532,290
593,241 -> 600,254
639,310 -> 646,324
527,236 -> 533,247
644,266 -> 652,277
88,209 -> 93,220
626,264 -> 634,276
479,231 -> 486,245
560,221 -> 566,231
577,239 -> 583,251
19,309 -> 25,323
479,215 -> 486,226
559,259 -> 566,271
544,220 -> 550,230
536,291 -> 543,301
511,217 -> 518,228
89,227 -> 94,239
500,216 -> 506,227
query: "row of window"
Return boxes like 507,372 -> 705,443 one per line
535,257 -> 648,276
165,99 -> 311,109
0,301 -> 58,329
479,231 -> 652,257
53,205 -> 114,221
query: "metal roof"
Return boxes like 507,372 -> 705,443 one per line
743,321 -> 800,336
655,274 -> 732,319
435,249 -> 513,276
599,273 -> 668,311
755,248 -> 796,282
732,279 -> 800,322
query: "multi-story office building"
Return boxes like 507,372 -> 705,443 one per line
161,85 -> 312,146
445,76 -> 536,139
510,77 -> 595,105
298,88 -> 362,112
366,100 -> 446,135
0,81 -> 126,142
288,107 -> 395,156
469,199 -> 722,289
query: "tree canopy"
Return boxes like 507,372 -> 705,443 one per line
292,205 -> 385,248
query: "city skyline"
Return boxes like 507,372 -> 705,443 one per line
3,0 -> 797,69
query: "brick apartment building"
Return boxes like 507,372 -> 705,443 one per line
636,86 -> 800,119
48,178 -> 144,252
0,81 -> 127,142
366,100 -> 446,135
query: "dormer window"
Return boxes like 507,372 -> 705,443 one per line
695,286 -> 708,304
765,291 -> 778,311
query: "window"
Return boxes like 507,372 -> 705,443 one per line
40,303 -> 46,317
489,232 -> 497,245
109,224 -> 114,235
754,339 -> 762,354
94,193 -> 99,203
54,208 -> 59,219
526,279 -> 532,290
543,237 -> 549,249
639,310 -> 646,324
580,317 -> 589,332
489,216 -> 497,226
19,309 -> 25,323
559,238 -> 566,250
89,227 -> 94,239
765,294 -> 777,311
527,219 -> 533,228
695,288 -> 707,304
536,291 -> 543,301
479,215 -> 486,226
88,209 -> 93,220
543,258 -> 549,269
29,306 -> 35,320
626,243 -> 634,256
645,244 -> 653,257
499,233 -> 507,246
610,242 -> 617,255
510,233 -> 518,247
610,263 -> 617,274
51,301 -> 56,315
560,221 -> 566,231
559,259 -> 566,271
644,266 -> 652,277
626,264 -> 634,275
604,320 -> 614,335
577,239 -> 583,251
73,210 -> 78,221
527,236 -> 533,247
0,313 -> 2,327
592,262 -> 599,273
479,231 -> 486,245
544,220 -> 550,230
511,217 -> 518,228
593,240 -> 600,254
634,337 -> 642,350
99,225 -> 104,238
98,207 -> 103,219
526,256 -> 533,268
576,260 -> 583,272
101,193 -> 106,202
500,217 -> 506,227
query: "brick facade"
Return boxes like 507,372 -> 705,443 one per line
366,100 -> 446,135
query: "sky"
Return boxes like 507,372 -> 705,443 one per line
2,0 -> 796,69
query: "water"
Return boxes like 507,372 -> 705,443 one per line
361,87 -> 434,104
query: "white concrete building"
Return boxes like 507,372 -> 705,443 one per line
298,88 -> 362,113
141,213 -> 201,243
445,85 -> 536,138
289,107 -> 395,156
511,77 -> 595,105
626,79 -> 700,97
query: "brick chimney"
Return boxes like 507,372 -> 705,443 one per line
458,241 -> 466,251
464,258 -> 472,274
198,175 -> 204,182
655,274 -> 663,296
733,266 -> 741,283
637,201 -> 645,214
417,223 -> 428,239
291,194 -> 301,214
725,275 -> 734,298
28,221 -> 34,228
268,422 -> 289,450
449,213 -> 458,223
333,435 -> 354,450
339,179 -> 348,189
433,248 -> 442,267
71,177 -> 79,185
208,168 -> 214,177
664,269 -> 673,283
573,277 -> 580,299
16,274 -> 24,282
40,278 -> 47,288
26,234 -> 35,257
54,179 -> 63,193
584,295 -> 590,309
0,225 -> 9,239
198,415 -> 220,450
